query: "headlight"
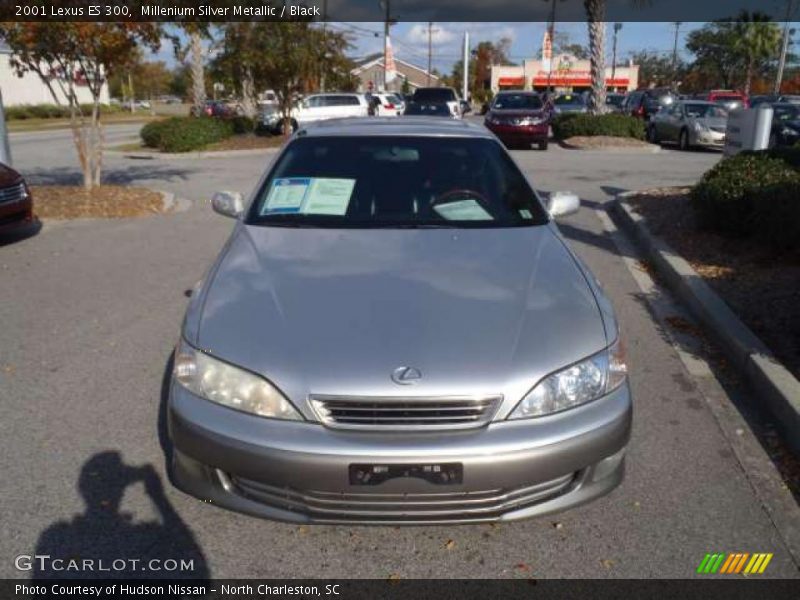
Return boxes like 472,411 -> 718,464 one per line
509,337 -> 627,419
518,117 -> 545,126
174,339 -> 302,420
782,127 -> 799,137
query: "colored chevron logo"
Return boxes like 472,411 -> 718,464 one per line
696,552 -> 773,574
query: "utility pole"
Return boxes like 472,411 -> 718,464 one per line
320,0 -> 328,92
671,22 -> 682,75
382,0 -> 390,91
547,0 -> 557,93
427,22 -> 433,86
775,0 -> 797,94
611,23 -> 622,90
462,32 -> 470,101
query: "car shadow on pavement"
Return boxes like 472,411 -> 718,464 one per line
32,450 -> 210,580
21,164 -> 197,186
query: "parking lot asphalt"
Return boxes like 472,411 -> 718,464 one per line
2,123 -> 798,579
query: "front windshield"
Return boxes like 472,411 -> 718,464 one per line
685,104 -> 728,118
248,136 -> 548,228
493,94 -> 543,109
774,105 -> 800,121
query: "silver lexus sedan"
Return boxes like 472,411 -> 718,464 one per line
168,118 -> 632,524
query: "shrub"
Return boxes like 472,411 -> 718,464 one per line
690,153 -> 800,236
750,180 -> 800,251
551,113 -> 645,140
229,115 -> 255,135
139,117 -> 234,152
4,103 -> 123,120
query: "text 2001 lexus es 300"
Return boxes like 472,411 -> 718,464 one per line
168,118 -> 631,524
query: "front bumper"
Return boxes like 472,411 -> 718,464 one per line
168,381 -> 632,524
0,196 -> 35,234
691,129 -> 726,148
485,123 -> 549,144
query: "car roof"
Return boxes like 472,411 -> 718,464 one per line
297,117 -> 494,139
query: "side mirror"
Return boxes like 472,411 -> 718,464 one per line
546,191 -> 580,218
212,191 -> 244,219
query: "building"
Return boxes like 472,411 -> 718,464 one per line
351,53 -> 440,93
0,41 -> 109,107
491,53 -> 639,94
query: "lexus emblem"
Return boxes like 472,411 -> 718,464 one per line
391,366 -> 422,385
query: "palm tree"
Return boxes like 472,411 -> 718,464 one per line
584,0 -> 607,114
732,12 -> 782,95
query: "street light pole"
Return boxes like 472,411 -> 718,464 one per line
611,23 -> 622,90
320,0 -> 328,92
671,22 -> 682,74
774,0 -> 797,94
427,22 -> 433,86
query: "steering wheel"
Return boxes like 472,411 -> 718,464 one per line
431,189 -> 491,211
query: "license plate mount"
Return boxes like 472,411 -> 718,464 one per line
349,463 -> 463,486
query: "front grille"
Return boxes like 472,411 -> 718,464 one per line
309,395 -> 501,430
228,472 -> 577,523
0,183 -> 27,206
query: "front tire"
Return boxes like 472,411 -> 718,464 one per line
768,132 -> 777,149
647,124 -> 659,144
538,140 -> 549,151
679,129 -> 691,151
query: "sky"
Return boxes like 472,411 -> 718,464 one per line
150,21 -> 799,76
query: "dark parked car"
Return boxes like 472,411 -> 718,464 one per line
0,163 -> 35,236
605,93 -> 626,113
551,93 -> 588,115
412,87 -> 461,118
622,88 -> 676,120
484,91 -> 550,150
768,102 -> 800,148
403,102 -> 455,118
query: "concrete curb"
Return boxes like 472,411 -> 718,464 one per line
108,147 -> 280,160
613,192 -> 800,454
557,140 -> 661,154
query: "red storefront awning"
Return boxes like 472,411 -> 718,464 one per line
498,77 -> 525,86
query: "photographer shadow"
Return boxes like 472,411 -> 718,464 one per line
33,451 -> 209,580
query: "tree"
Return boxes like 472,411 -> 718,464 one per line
685,22 -> 743,89
210,22 -> 354,128
685,17 -> 781,93
731,12 -> 782,95
583,0 -> 607,114
629,50 -> 685,88
0,22 -> 160,189
109,58 -> 173,102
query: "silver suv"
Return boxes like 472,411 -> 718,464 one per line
168,117 -> 632,524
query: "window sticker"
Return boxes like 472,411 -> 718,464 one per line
303,178 -> 356,215
433,199 -> 492,221
262,177 -> 356,216
262,178 -> 310,214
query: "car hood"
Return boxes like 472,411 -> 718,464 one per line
0,163 -> 22,187
196,225 -> 607,412
692,116 -> 728,129
490,109 -> 547,118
